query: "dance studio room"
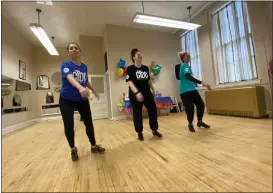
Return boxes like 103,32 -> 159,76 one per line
1,0 -> 272,192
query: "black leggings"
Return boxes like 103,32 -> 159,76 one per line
180,90 -> 205,124
129,91 -> 158,133
59,97 -> 96,147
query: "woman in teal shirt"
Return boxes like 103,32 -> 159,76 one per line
178,52 -> 211,132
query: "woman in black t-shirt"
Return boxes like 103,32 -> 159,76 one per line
126,48 -> 163,141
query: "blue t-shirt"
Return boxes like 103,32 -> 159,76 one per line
60,60 -> 88,101
179,63 -> 196,94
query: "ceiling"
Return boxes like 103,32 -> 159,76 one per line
2,1 -> 209,47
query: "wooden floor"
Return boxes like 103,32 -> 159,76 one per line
2,113 -> 272,192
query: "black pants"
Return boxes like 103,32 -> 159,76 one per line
59,97 -> 96,147
180,90 -> 205,124
129,91 -> 158,133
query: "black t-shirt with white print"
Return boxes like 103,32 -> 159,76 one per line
126,64 -> 151,95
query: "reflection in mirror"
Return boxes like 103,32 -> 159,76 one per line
2,75 -> 14,88
1,75 -> 32,114
51,72 -> 61,86
13,94 -> 21,106
1,89 -> 11,96
54,87 -> 61,93
51,72 -> 61,93
46,92 -> 54,104
37,75 -> 50,90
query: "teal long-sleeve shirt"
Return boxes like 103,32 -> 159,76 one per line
179,63 -> 198,94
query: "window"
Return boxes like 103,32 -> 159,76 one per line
212,1 -> 257,84
181,29 -> 202,81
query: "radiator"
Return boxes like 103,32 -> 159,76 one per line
205,86 -> 267,118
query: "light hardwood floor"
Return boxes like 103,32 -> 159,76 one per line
2,113 -> 272,192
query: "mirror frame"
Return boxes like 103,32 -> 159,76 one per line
51,72 -> 62,86
46,91 -> 54,104
19,60 -> 26,80
15,80 -> 31,91
36,75 -> 50,90
12,94 -> 22,107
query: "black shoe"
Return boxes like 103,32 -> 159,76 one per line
138,133 -> 144,141
71,147 -> 79,161
197,121 -> 210,128
91,145 -> 105,153
152,130 -> 163,138
188,124 -> 196,132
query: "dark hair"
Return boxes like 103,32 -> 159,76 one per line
66,42 -> 81,52
131,48 -> 139,63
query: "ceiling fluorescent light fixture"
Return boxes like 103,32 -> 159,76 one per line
133,12 -> 201,30
29,23 -> 59,55
36,0 -> 53,5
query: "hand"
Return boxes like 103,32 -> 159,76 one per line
202,82 -> 211,90
136,92 -> 144,102
93,91 -> 99,100
79,87 -> 90,98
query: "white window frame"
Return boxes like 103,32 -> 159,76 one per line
211,1 -> 259,88
180,29 -> 202,84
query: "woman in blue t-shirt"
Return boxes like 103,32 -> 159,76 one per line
59,43 -> 105,161
178,52 -> 211,132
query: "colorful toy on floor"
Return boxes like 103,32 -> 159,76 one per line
122,95 -> 173,115
154,91 -> 161,98
117,93 -> 126,111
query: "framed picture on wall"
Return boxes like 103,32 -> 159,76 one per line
19,60 -> 26,80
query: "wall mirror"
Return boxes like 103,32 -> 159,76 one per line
46,92 -> 54,104
13,94 -> 21,106
1,75 -> 32,114
51,72 -> 61,92
37,75 -> 50,90
51,72 -> 61,86
19,60 -> 26,80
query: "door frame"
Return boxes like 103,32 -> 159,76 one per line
88,74 -> 109,119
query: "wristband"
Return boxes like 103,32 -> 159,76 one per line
134,91 -> 140,95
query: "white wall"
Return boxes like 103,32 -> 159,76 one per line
192,1 -> 272,114
2,15 -> 36,129
104,24 -> 181,118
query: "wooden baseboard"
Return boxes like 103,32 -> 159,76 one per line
2,114 -> 81,135
110,115 -> 128,121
